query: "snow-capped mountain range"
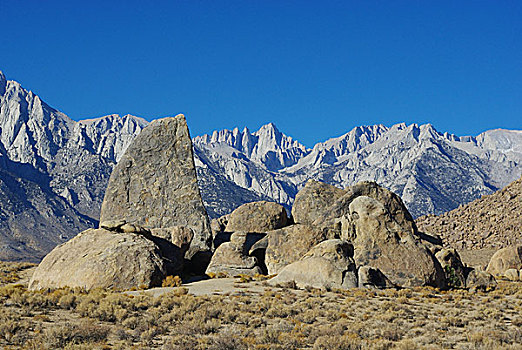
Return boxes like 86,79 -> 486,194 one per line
1,70 -> 521,261
194,121 -> 522,219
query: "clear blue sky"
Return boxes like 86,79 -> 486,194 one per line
1,1 -> 520,146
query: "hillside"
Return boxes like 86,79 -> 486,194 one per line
416,176 -> 522,250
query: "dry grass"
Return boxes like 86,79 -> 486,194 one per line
1,261 -> 522,349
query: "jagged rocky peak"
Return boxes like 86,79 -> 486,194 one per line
0,71 -> 73,168
76,114 -> 149,162
313,124 -> 388,154
194,122 -> 310,171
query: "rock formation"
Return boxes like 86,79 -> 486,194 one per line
263,224 -> 328,275
291,180 -> 346,226
206,232 -> 263,276
357,266 -> 395,289
486,246 -> 522,276
100,115 -> 212,264
261,180 -> 450,289
269,239 -> 358,290
465,269 -> 497,292
224,201 -> 289,233
348,196 -> 446,288
503,269 -> 521,281
434,249 -> 467,288
30,115 -> 212,289
29,228 -> 172,290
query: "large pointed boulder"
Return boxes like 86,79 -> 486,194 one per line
99,115 -> 212,266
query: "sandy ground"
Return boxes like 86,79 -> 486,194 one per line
127,277 -> 270,297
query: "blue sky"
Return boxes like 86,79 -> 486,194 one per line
1,1 -> 521,146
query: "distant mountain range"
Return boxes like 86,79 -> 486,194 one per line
1,70 -> 521,261
194,119 -> 522,219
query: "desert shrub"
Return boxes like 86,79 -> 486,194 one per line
313,334 -> 363,350
207,272 -> 229,279
173,317 -> 221,335
0,261 -> 36,285
59,293 -> 77,309
206,328 -> 248,350
162,275 -> 182,287
0,311 -> 31,345
40,321 -> 109,348
162,335 -> 199,350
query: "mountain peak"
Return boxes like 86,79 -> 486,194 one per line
256,122 -> 280,134
79,114 -> 149,128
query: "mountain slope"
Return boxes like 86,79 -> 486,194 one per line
0,71 -> 147,261
416,176 -> 522,250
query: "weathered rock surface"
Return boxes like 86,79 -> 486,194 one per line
503,269 -> 520,281
269,239 -> 357,290
99,115 -> 212,263
292,180 -> 417,241
486,246 -> 522,276
150,226 -> 194,254
29,228 -> 170,290
206,232 -> 262,276
435,249 -> 467,288
417,177 -> 522,250
291,180 -> 345,226
211,215 -> 229,235
465,268 -> 497,292
333,181 -> 417,239
357,266 -> 395,289
349,196 -> 446,288
224,201 -> 289,233
100,220 -> 127,231
264,224 -> 328,275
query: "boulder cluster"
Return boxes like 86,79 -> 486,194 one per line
209,180 -> 492,290
29,115 -> 518,292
